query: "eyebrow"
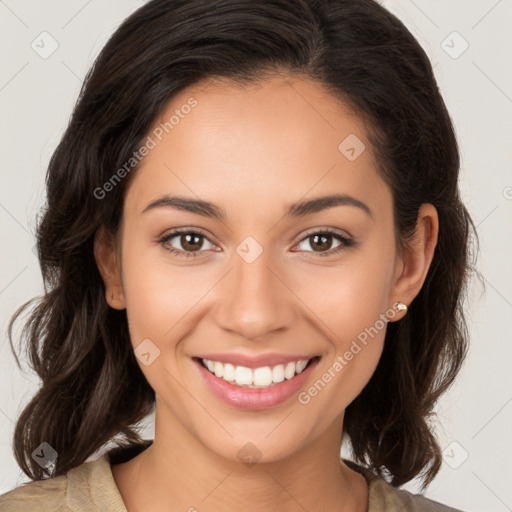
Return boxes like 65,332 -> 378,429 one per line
142,193 -> 373,220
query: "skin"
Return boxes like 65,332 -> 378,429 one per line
95,75 -> 438,512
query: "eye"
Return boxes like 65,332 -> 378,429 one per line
294,228 -> 354,257
158,228 -> 217,259
158,227 -> 355,260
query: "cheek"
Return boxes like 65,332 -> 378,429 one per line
293,248 -> 395,342
119,239 -> 211,346
119,253 -> 214,397
291,250 -> 394,402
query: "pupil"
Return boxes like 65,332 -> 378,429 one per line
312,234 -> 331,252
183,234 -> 201,251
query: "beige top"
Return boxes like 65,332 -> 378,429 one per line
0,453 -> 465,511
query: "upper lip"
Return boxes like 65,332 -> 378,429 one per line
196,353 -> 319,369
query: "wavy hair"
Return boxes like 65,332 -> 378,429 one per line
8,0 -> 482,489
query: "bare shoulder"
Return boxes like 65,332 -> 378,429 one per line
0,474 -> 69,512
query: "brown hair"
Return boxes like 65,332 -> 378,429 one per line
8,0 -> 482,490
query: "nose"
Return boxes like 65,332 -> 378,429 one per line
213,246 -> 296,341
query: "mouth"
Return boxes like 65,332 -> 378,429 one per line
192,355 -> 321,410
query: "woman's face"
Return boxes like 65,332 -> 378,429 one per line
97,76 -> 426,464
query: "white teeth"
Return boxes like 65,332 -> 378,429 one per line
223,363 -> 236,381
272,364 -> 285,383
254,366 -> 273,387
201,358 -> 312,388
296,360 -> 308,373
284,362 -> 296,380
235,366 -> 253,386
214,361 -> 224,378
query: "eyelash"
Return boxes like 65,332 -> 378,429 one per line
157,227 -> 355,260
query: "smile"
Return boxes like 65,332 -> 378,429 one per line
193,355 -> 321,410
200,357 -> 313,388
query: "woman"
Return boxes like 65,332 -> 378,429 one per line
0,0 -> 479,510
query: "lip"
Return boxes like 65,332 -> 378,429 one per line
196,352 -> 317,369
193,356 -> 320,410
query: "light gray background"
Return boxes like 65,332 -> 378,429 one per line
1,1 -> 511,510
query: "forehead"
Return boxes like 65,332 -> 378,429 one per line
124,75 -> 391,224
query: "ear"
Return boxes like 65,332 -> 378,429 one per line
388,203 -> 439,321
94,226 -> 126,310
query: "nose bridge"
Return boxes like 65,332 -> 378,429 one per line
213,236 -> 294,340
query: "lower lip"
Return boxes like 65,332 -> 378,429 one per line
193,357 -> 320,410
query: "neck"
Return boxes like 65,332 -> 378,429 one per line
112,405 -> 368,512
